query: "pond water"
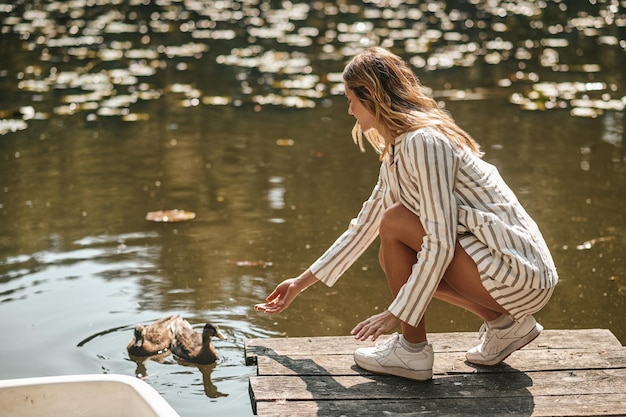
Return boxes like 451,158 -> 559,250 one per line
1,1 -> 625,416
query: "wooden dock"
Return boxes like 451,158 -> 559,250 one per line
245,329 -> 626,416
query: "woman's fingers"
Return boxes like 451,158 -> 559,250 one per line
350,321 -> 365,337
255,297 -> 283,313
265,287 -> 281,302
351,317 -> 376,341
255,281 -> 289,312
255,303 -> 279,313
351,311 -> 400,341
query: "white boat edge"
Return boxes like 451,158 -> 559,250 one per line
0,373 -> 182,417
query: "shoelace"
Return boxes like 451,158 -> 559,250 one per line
477,323 -> 493,341
373,332 -> 400,352
477,323 -> 502,354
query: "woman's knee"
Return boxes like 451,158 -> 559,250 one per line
379,203 -> 426,245
380,203 -> 413,235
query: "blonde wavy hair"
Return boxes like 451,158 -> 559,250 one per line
342,47 -> 482,159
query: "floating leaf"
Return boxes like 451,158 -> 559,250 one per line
145,209 -> 196,222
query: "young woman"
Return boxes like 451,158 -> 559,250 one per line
255,47 -> 558,381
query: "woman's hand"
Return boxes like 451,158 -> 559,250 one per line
351,310 -> 400,342
254,270 -> 319,314
254,278 -> 300,313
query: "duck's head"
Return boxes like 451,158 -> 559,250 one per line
132,324 -> 145,347
203,323 -> 226,341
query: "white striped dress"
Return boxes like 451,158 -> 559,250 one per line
310,128 -> 558,327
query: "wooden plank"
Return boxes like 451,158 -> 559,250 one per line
255,348 -> 626,376
245,329 -> 622,365
254,394 -> 626,417
247,329 -> 626,416
249,369 -> 626,402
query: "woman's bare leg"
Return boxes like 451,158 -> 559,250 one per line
378,203 -> 508,344
378,225 -> 427,343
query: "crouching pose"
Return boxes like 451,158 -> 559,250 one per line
255,47 -> 558,381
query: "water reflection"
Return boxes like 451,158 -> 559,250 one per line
128,350 -> 171,379
1,1 -> 625,416
174,361 -> 228,399
2,0 -> 624,126
126,350 -> 228,398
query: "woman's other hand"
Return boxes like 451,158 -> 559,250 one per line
351,310 -> 400,341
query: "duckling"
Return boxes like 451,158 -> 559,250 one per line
127,315 -> 183,357
171,321 -> 226,365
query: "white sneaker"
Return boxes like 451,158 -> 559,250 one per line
466,315 -> 542,366
353,333 -> 434,381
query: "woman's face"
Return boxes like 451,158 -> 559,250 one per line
346,87 -> 376,132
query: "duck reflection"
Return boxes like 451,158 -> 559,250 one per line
128,350 -> 172,379
174,360 -> 228,398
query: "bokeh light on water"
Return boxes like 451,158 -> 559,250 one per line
1,1 -> 625,416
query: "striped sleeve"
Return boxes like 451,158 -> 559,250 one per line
388,131 -> 459,327
309,164 -> 388,287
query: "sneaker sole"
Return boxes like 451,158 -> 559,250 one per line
354,357 -> 433,381
466,323 -> 543,366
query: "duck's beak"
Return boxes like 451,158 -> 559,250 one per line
216,329 -> 227,340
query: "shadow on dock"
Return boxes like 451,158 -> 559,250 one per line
245,330 -> 626,416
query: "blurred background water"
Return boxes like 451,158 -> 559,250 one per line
0,0 -> 624,416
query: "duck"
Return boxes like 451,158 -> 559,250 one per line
171,320 -> 226,365
126,315 -> 183,357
